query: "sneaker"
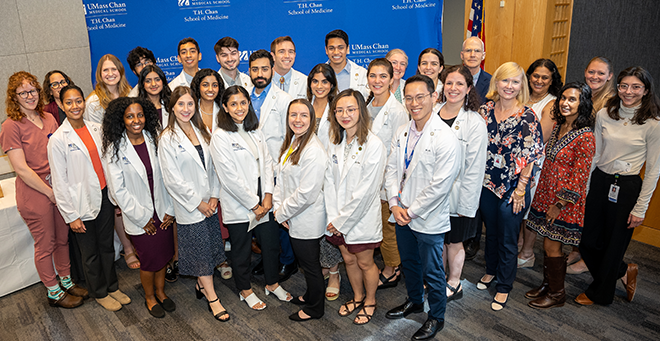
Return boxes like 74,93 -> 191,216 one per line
165,263 -> 178,282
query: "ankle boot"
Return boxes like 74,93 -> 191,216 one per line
525,254 -> 549,299
529,255 -> 566,309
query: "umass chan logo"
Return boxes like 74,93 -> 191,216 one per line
178,0 -> 190,6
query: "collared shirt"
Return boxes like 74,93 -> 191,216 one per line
472,68 -> 481,87
183,70 -> 195,85
250,83 -> 272,120
220,68 -> 241,87
273,69 -> 292,92
334,61 -> 351,92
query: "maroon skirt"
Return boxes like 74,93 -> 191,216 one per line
130,215 -> 175,272
326,234 -> 381,254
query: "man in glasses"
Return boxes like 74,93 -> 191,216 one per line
126,46 -> 156,97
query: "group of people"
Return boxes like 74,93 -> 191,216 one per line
1,27 -> 659,340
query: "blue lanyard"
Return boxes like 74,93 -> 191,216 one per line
404,129 -> 421,170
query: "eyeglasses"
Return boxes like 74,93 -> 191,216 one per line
334,107 -> 358,116
16,89 -> 38,99
617,83 -> 645,93
404,93 -> 431,104
49,79 -> 68,90
135,60 -> 154,69
462,49 -> 483,54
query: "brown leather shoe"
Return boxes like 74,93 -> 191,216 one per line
528,256 -> 566,309
574,293 -> 593,306
48,292 -> 83,309
623,263 -> 638,302
526,255 -> 550,299
61,284 -> 89,300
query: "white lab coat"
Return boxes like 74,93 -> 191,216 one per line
314,101 -> 331,150
436,103 -> 488,218
168,70 -> 194,90
128,86 -> 139,98
158,124 -> 220,225
368,95 -> 410,200
273,135 -> 327,239
324,131 -> 386,244
48,119 -> 104,224
159,102 -> 171,129
347,59 -> 369,99
210,126 -> 274,225
282,68 -> 308,99
83,93 -> 104,124
384,114 -> 461,234
199,100 -> 220,133
104,131 -> 175,235
219,69 -> 253,93
257,85 -> 293,167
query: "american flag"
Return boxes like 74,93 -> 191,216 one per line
466,0 -> 485,68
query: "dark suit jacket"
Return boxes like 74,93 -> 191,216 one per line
475,70 -> 492,104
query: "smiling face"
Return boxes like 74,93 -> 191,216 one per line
199,75 -> 220,102
405,81 -> 437,125
15,80 -> 40,113
530,66 -> 552,96
143,71 -> 163,97
48,72 -> 68,102
584,60 -> 612,92
123,103 -> 145,139
460,38 -> 485,71
61,88 -> 85,122
173,93 -> 196,125
497,73 -> 523,102
177,42 -> 201,72
272,41 -> 296,74
325,37 -> 348,68
216,46 -> 239,71
443,71 -> 471,105
618,75 -> 648,108
368,65 -> 393,97
558,88 -> 581,119
334,95 -> 360,133
288,102 -> 311,138
310,72 -> 332,100
387,53 -> 408,81
223,93 -> 250,124
418,53 -> 442,82
101,59 -> 120,87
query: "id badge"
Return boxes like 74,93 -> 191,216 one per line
608,184 -> 620,203
493,154 -> 504,169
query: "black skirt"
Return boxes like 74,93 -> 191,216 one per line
444,211 -> 481,244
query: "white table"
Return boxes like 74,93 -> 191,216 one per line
0,177 -> 40,297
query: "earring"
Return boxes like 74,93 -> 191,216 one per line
465,95 -> 469,107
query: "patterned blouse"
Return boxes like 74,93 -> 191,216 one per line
480,100 -> 544,199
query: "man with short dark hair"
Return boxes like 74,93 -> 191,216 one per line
169,37 -> 201,90
215,36 -> 253,91
324,29 -> 368,98
270,36 -> 307,99
126,46 -> 156,97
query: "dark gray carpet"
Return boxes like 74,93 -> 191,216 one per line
1,236 -> 659,341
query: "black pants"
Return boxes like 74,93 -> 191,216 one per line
226,213 -> 280,291
75,187 -> 118,298
290,236 -> 324,318
580,168 -> 641,304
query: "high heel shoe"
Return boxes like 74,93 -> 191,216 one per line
195,284 -> 204,300
208,298 -> 230,322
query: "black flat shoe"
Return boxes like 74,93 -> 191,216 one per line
289,311 -> 320,322
290,296 -> 306,305
386,299 -> 424,319
377,267 -> 401,290
165,263 -> 178,283
412,318 -> 444,340
156,296 -> 176,312
476,275 -> 494,290
446,282 -> 463,302
491,294 -> 508,311
208,298 -> 230,322
278,261 -> 299,282
145,300 -> 165,318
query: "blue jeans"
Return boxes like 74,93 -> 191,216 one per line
480,186 -> 530,293
395,223 -> 446,321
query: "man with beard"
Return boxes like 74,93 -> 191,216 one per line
248,49 -> 297,282
215,36 -> 253,92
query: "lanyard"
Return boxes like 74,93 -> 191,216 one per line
404,129 -> 422,170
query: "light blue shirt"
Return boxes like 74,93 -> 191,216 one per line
273,69 -> 292,93
250,83 -> 272,120
334,61 -> 351,92
472,68 -> 481,87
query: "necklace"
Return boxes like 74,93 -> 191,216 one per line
528,92 -> 548,104
200,106 -> 213,116
26,113 -> 41,122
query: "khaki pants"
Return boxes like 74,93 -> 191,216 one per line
380,202 -> 400,267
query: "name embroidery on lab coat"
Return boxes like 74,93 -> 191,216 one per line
231,142 -> 244,151
68,143 -> 81,152
177,144 -> 186,152
122,156 -> 130,165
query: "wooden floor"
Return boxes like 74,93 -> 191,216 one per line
1,236 -> 659,341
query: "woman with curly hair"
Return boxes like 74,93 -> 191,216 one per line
42,70 -> 74,125
137,65 -> 171,128
101,97 -> 176,317
525,82 -> 595,309
0,72 -> 87,308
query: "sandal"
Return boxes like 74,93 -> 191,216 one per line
377,267 -> 400,290
353,304 -> 376,325
123,252 -> 140,270
208,298 -> 230,322
477,275 -> 494,290
491,293 -> 508,311
446,282 -> 463,302
325,271 -> 341,301
264,285 -> 292,302
338,298 -> 365,317
216,262 -> 232,280
240,292 -> 266,310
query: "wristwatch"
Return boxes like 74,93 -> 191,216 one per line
555,202 -> 564,210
